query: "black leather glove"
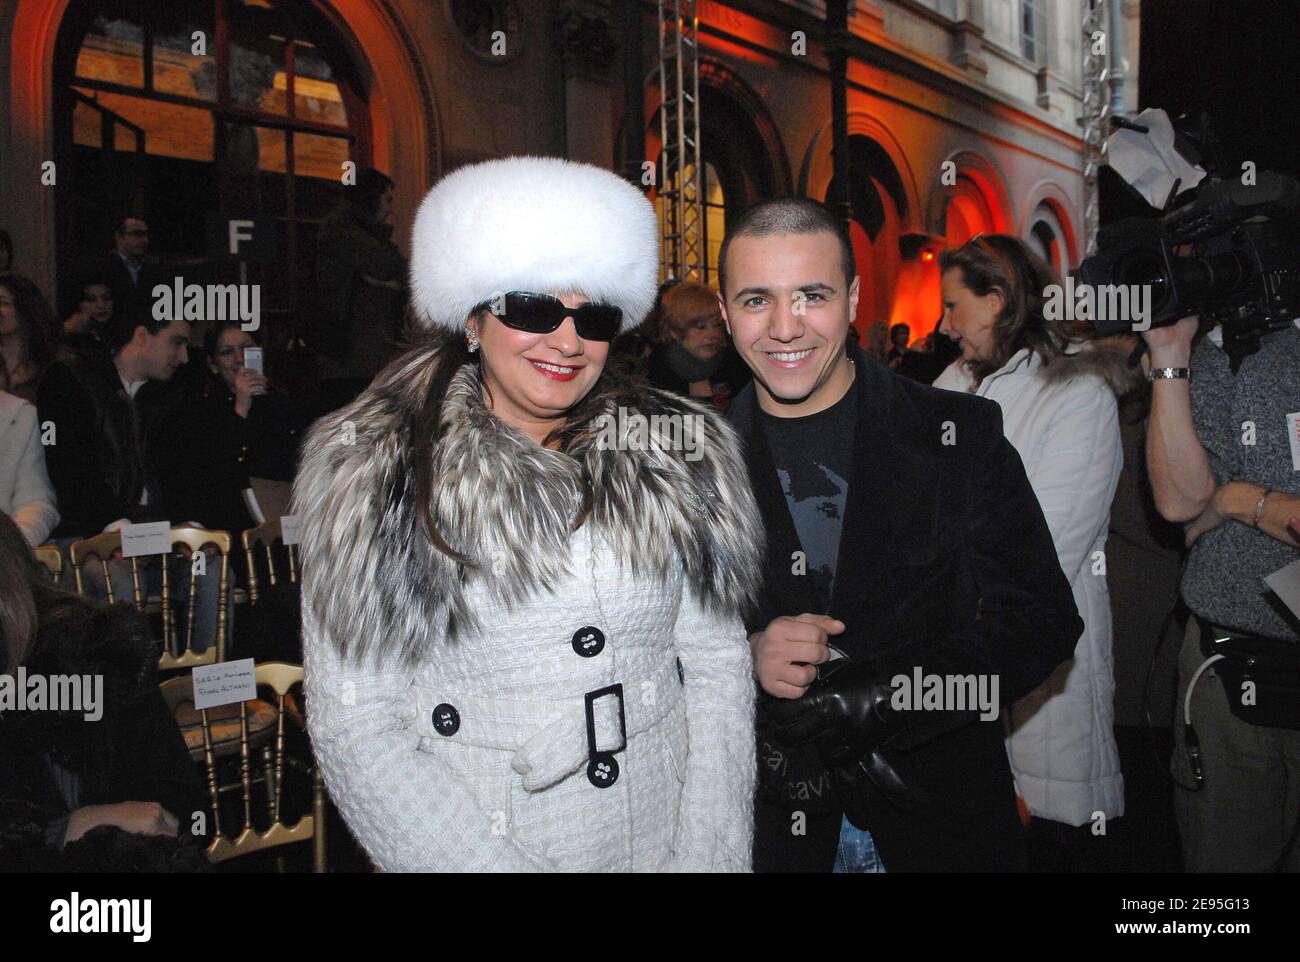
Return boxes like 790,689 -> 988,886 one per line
761,657 -> 908,766
830,750 -> 917,826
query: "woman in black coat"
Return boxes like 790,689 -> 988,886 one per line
162,321 -> 303,538
0,511 -> 209,871
164,322 -> 305,661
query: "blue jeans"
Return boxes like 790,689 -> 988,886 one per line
833,817 -> 886,873
56,536 -> 230,655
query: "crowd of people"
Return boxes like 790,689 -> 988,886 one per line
1,154 -> 1297,875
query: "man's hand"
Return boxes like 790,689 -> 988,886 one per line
64,801 -> 179,844
749,613 -> 843,699
1141,314 -> 1199,366
760,658 -> 904,766
1184,481 -> 1242,547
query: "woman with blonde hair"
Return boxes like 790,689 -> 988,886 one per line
646,279 -> 750,411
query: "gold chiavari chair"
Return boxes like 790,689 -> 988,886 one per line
159,662 -> 327,872
69,526 -> 233,670
241,518 -> 298,605
32,543 -> 63,582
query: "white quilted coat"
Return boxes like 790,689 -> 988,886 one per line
935,348 -> 1125,825
295,354 -> 760,871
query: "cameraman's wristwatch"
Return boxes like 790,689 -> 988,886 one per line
1149,367 -> 1190,381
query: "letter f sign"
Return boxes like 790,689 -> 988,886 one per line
228,220 -> 255,256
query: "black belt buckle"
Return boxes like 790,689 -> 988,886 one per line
584,683 -> 626,789
584,683 -> 627,755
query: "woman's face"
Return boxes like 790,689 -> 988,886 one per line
80,283 -> 114,324
940,268 -> 1002,364
212,327 -> 256,391
675,308 -> 728,362
0,286 -> 18,337
470,290 -> 610,443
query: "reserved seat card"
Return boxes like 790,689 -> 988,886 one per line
121,521 -> 171,558
193,658 -> 258,710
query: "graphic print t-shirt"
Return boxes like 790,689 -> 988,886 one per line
759,379 -> 858,613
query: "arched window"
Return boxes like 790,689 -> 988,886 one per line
824,135 -> 909,331
55,0 -> 369,339
943,175 -> 998,247
1026,202 -> 1069,275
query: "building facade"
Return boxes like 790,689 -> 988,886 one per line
0,0 -> 1141,341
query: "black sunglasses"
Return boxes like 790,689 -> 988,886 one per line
478,291 -> 622,342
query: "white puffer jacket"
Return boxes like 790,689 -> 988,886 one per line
935,348 -> 1125,825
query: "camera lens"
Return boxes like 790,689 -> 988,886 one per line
1117,253 -> 1171,313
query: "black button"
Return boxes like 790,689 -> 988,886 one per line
571,626 -> 605,658
432,703 -> 460,736
587,752 -> 619,788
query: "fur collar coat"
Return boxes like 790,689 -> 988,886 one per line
293,345 -> 763,871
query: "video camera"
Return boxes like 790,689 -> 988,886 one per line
1078,112 -> 1300,364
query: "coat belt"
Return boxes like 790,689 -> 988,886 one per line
410,658 -> 685,791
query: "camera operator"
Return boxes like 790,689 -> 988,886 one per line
1143,313 -> 1300,872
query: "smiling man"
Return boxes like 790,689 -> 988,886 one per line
720,197 -> 1083,872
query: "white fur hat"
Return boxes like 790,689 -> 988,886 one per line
409,156 -> 659,334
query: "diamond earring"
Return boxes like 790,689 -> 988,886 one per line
466,328 -> 480,353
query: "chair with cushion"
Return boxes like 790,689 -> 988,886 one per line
158,662 -> 326,871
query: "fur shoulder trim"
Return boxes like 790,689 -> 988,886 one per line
1040,341 -> 1146,397
292,351 -> 763,663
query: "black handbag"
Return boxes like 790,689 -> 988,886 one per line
1197,617 -> 1300,730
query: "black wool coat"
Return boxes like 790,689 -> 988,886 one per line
728,345 -> 1082,872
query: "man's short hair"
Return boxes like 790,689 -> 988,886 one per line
890,323 -> 910,339
110,211 -> 147,238
717,197 -> 856,299
106,305 -> 172,353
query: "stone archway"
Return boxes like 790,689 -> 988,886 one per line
1021,178 -> 1080,270
798,113 -> 923,234
924,148 -> 1015,240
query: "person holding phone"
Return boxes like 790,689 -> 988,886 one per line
160,323 -> 302,542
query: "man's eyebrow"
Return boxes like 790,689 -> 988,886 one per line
731,281 -> 837,299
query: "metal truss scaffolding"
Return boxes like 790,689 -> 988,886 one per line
1081,0 -> 1112,257
657,0 -> 704,281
